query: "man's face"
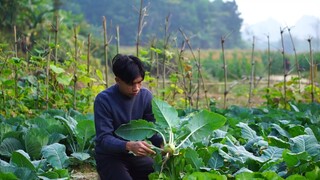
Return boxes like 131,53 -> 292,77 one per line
116,76 -> 143,97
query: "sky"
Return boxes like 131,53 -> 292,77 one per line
235,0 -> 320,26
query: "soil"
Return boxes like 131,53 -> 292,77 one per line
70,164 -> 99,180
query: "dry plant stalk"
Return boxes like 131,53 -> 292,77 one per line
162,15 -> 170,99
73,25 -> 78,109
87,33 -> 91,87
280,27 -> 287,109
136,0 -> 148,57
116,26 -> 120,54
267,35 -> 271,90
102,16 -> 109,88
307,38 -> 315,102
179,28 -> 209,109
248,36 -> 255,106
13,25 -> 18,98
46,35 -> 52,110
177,41 -> 190,108
54,15 -> 59,65
288,27 -> 302,92
221,36 -> 227,109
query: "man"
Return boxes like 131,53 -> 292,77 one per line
94,54 -> 162,180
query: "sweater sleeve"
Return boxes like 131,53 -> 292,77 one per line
94,95 -> 127,154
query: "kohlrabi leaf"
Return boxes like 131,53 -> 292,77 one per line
41,143 -> 69,169
115,120 -> 159,141
152,98 -> 180,129
11,150 -> 35,171
237,122 -> 258,140
183,148 -> 204,171
290,135 -> 320,156
185,110 -> 226,142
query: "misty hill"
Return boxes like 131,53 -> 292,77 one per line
241,15 -> 320,52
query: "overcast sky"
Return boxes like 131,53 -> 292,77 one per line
235,0 -> 320,26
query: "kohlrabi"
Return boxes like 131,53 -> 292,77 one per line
115,98 -> 226,157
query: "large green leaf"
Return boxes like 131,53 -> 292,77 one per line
41,143 -> 69,169
10,150 -> 35,171
182,172 -> 227,180
218,137 -> 264,163
268,136 -> 291,149
282,149 -> 309,167
271,124 -> 291,139
75,120 -> 95,151
184,148 -> 204,171
24,128 -> 49,160
186,110 -> 226,141
208,151 -> 224,170
115,120 -> 158,141
237,122 -> 257,140
290,135 -> 320,156
0,172 -> 18,180
0,138 -> 24,157
38,169 -> 69,179
260,146 -> 284,161
71,152 -> 91,161
152,98 -> 180,129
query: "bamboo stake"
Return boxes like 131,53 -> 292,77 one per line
54,15 -> 59,64
73,25 -> 78,109
280,27 -> 287,109
177,41 -> 189,108
196,49 -> 200,109
156,51 -> 160,97
136,0 -> 146,57
87,33 -> 91,87
221,36 -> 227,109
162,15 -> 170,100
103,16 -> 109,88
267,35 -> 271,90
307,38 -> 315,102
116,26 -> 120,54
14,25 -> 18,98
248,36 -> 255,106
46,35 -> 52,110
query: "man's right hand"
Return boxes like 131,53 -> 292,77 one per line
126,141 -> 156,156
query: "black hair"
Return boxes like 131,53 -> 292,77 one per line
112,54 -> 145,84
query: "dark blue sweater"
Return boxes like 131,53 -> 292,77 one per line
94,84 -> 162,156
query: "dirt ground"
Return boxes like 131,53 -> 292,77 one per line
70,164 -> 99,180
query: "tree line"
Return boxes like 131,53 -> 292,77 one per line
64,0 -> 245,49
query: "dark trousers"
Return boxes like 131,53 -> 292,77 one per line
96,153 -> 155,180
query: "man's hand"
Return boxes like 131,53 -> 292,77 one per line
126,141 -> 156,156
